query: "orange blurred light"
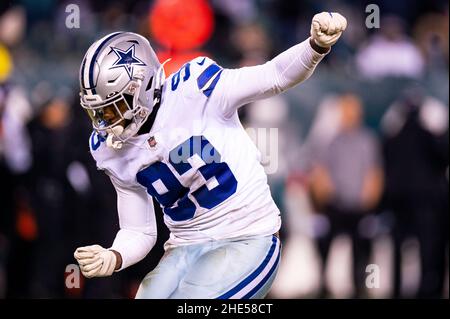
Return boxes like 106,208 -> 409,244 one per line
149,0 -> 214,51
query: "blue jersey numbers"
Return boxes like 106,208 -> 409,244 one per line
136,136 -> 238,221
171,63 -> 191,91
90,131 -> 106,151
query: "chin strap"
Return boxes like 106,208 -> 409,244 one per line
106,125 -> 125,149
135,61 -> 169,136
136,91 -> 162,136
153,58 -> 170,106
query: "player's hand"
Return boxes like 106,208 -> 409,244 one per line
310,12 -> 347,48
74,244 -> 117,278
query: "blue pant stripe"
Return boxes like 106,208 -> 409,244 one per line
217,236 -> 278,299
242,246 -> 281,299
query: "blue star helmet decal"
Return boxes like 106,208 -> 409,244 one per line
109,44 -> 146,79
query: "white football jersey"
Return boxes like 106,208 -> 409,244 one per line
90,57 -> 281,248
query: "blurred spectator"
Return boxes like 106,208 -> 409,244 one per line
24,93 -> 121,297
0,82 -> 32,174
309,93 -> 384,298
1,72 -> 33,297
0,6 -> 26,47
212,0 -> 257,25
356,15 -> 425,80
381,85 -> 449,298
230,22 -> 273,65
25,96 -> 76,297
413,12 -> 449,70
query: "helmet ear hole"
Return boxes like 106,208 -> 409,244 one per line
123,93 -> 134,108
146,76 -> 154,91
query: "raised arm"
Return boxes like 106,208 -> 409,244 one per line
212,12 -> 347,118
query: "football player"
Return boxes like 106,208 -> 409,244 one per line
74,12 -> 347,298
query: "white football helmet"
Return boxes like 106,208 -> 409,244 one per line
79,32 -> 165,147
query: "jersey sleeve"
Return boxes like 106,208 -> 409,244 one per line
196,38 -> 328,119
108,175 -> 157,271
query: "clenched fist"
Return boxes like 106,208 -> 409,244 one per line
310,12 -> 347,48
74,244 -> 117,278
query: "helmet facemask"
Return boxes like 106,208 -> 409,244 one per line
79,32 -> 164,149
81,71 -> 152,148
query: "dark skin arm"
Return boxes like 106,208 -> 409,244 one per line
111,249 -> 123,270
309,37 -> 331,54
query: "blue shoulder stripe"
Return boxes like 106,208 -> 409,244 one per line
197,63 -> 222,90
203,69 -> 223,97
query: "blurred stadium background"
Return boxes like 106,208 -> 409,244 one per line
0,0 -> 448,299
